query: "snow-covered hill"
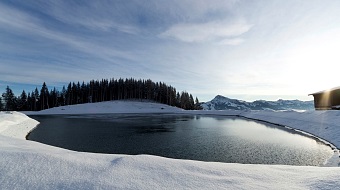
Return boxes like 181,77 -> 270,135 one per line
201,95 -> 314,111
23,100 -> 183,115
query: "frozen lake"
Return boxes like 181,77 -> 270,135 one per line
28,114 -> 333,166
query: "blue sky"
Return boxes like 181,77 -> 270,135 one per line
1,0 -> 340,102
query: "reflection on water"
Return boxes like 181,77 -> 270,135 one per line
28,114 -> 333,166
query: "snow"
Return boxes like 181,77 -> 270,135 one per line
0,111 -> 39,139
2,101 -> 340,189
2,134 -> 340,190
22,100 -> 183,115
309,86 -> 340,95
332,105 -> 340,109
202,95 -> 314,111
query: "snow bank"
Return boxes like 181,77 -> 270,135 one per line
0,111 -> 39,139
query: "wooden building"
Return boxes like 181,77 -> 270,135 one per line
309,87 -> 340,110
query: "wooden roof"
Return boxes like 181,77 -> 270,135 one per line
309,86 -> 340,95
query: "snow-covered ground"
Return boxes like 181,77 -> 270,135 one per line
2,101 -> 340,189
22,100 -> 183,115
0,111 -> 39,139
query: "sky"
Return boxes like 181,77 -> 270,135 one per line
1,0 -> 340,102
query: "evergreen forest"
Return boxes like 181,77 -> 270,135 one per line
1,78 -> 202,111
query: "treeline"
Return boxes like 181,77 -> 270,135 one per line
1,78 -> 202,111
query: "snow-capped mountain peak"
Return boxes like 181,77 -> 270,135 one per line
201,95 -> 314,111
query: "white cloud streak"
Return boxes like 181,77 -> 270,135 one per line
218,38 -> 245,45
0,2 -> 136,62
160,19 -> 252,43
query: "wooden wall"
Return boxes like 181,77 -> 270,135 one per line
312,89 -> 340,110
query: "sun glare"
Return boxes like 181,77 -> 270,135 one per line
283,31 -> 340,94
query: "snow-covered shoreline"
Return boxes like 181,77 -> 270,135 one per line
187,110 -> 340,149
0,111 -> 39,139
2,101 -> 340,189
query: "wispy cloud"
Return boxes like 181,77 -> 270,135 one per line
218,38 -> 245,45
35,1 -> 141,34
0,1 -> 147,86
0,2 -> 39,29
0,2 -> 134,61
160,19 -> 252,43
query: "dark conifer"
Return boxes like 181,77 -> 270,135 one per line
195,97 -> 202,110
2,86 -> 17,111
40,82 -> 49,110
0,97 -> 3,111
33,88 -> 39,111
17,90 -> 28,111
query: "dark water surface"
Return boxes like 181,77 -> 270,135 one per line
28,114 -> 333,166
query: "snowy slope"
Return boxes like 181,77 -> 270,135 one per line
201,95 -> 314,111
23,100 -> 183,115
2,101 -> 340,189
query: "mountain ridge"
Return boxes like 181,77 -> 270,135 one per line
201,95 -> 314,111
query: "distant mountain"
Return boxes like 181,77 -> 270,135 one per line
201,95 -> 314,111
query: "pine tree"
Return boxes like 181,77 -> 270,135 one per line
195,97 -> 202,110
17,90 -> 28,111
40,82 -> 49,110
60,86 -> 66,106
176,92 -> 181,107
0,97 -> 3,111
33,87 -> 40,111
27,92 -> 33,111
66,82 -> 72,105
189,94 -> 195,110
2,86 -> 17,111
180,91 -> 190,110
49,87 -> 58,108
